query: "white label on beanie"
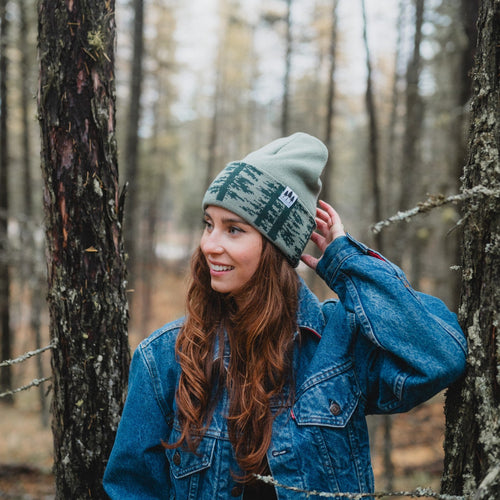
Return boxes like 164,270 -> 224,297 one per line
279,187 -> 298,208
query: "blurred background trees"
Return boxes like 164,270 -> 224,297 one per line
1,0 -> 496,495
0,0 -> 12,405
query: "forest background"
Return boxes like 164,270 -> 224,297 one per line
0,0 -> 489,497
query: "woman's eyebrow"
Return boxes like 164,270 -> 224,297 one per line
221,216 -> 251,226
203,210 -> 250,226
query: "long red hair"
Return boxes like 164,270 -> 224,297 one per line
169,238 -> 299,481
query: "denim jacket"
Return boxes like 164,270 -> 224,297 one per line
103,235 -> 467,499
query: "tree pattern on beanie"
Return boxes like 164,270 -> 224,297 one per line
204,162 -> 315,267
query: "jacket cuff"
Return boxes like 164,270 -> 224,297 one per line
316,233 -> 373,284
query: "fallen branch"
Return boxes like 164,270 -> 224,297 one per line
371,186 -> 499,234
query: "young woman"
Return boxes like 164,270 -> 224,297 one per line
103,133 -> 467,499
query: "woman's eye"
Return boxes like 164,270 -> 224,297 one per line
202,219 -> 213,230
229,226 -> 243,235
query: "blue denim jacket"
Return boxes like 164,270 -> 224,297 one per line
103,235 -> 467,499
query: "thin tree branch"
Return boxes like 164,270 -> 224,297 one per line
371,186 -> 499,234
0,377 -> 52,399
0,341 -> 57,368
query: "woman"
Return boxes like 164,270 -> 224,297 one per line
103,133 -> 467,499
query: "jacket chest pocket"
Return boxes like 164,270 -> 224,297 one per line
164,427 -> 217,500
165,438 -> 215,500
165,428 -> 216,500
290,366 -> 372,492
164,431 -> 216,480
293,365 -> 361,427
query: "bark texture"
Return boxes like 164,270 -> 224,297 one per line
441,0 -> 500,497
38,1 -> 130,498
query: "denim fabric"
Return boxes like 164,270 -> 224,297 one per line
103,235 -> 467,499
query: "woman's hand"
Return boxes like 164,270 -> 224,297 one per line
301,200 -> 346,271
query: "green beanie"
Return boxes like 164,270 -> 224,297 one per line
202,132 -> 328,267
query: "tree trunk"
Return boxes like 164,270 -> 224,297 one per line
360,0 -> 393,489
441,0 -> 500,497
19,0 -> 33,276
205,0 -> 230,189
385,0 -> 405,221
20,0 -> 48,421
33,275 -> 49,427
281,0 -> 292,136
399,0 -> 425,212
206,68 -> 221,188
308,0 -> 339,292
123,0 -> 144,289
381,0 -> 406,269
446,0 -> 479,310
38,2 -> 130,498
361,0 -> 382,252
320,0 -> 338,204
0,0 -> 13,405
399,0 -> 426,286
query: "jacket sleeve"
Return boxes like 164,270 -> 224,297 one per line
316,234 -> 467,414
103,345 -> 173,499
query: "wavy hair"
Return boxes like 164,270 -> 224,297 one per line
167,238 -> 299,481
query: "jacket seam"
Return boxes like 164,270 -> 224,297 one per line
295,360 -> 354,397
139,344 -> 175,423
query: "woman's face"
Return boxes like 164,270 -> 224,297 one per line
200,206 -> 263,295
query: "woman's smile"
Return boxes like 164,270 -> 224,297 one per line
208,262 -> 235,273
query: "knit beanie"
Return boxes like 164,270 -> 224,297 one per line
202,132 -> 328,267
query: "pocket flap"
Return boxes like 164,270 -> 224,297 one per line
165,432 -> 216,479
293,367 -> 360,427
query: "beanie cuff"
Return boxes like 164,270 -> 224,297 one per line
202,162 -> 316,267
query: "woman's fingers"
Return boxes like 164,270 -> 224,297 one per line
310,228 -> 327,250
301,201 -> 346,269
316,206 -> 332,226
318,200 -> 345,240
318,199 -> 335,216
315,217 -> 330,238
300,253 -> 319,270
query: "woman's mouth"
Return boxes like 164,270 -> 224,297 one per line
210,264 -> 234,272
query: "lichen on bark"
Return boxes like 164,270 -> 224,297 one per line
38,1 -> 129,498
441,0 -> 500,498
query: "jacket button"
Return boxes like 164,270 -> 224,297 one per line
329,401 -> 341,416
231,485 -> 242,497
173,451 -> 181,466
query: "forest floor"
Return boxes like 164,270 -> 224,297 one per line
0,266 -> 449,499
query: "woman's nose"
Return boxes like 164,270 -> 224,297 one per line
201,232 -> 224,254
